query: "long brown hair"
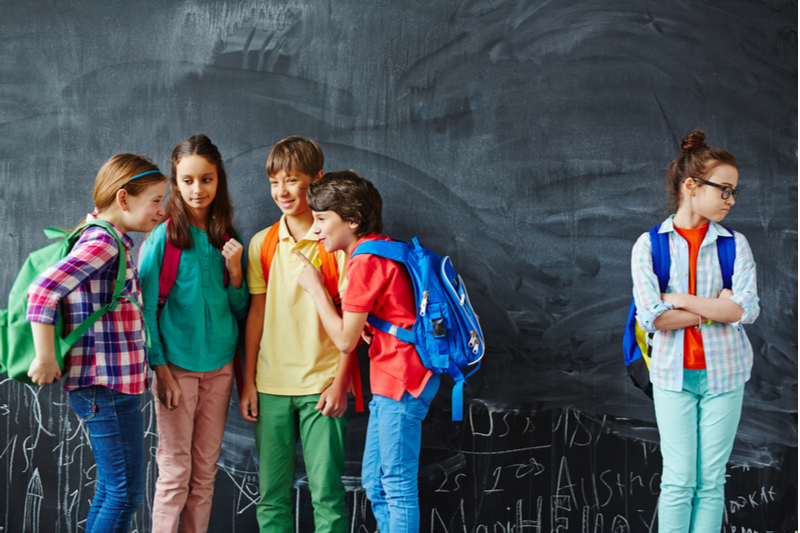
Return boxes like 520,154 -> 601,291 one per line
164,134 -> 236,249
666,131 -> 738,212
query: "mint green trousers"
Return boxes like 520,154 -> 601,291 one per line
254,393 -> 348,533
653,369 -> 744,533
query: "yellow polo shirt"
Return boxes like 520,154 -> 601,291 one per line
247,216 -> 347,395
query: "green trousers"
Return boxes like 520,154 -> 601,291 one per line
254,393 -> 348,533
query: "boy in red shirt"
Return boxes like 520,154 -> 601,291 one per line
296,170 -> 439,533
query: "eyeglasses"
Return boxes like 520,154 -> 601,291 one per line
691,177 -> 739,200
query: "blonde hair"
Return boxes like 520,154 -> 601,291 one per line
94,154 -> 165,213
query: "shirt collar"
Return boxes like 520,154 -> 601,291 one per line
277,214 -> 320,243
349,233 -> 381,260
659,214 -> 732,243
93,221 -> 134,251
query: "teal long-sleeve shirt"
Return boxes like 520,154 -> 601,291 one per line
138,222 -> 249,371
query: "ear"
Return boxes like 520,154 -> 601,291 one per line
313,170 -> 324,182
115,189 -> 129,211
348,220 -> 360,231
682,177 -> 697,197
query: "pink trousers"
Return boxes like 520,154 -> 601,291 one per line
151,361 -> 233,533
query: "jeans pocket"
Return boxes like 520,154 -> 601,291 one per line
69,387 -> 97,422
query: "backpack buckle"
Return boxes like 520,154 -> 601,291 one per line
431,318 -> 446,339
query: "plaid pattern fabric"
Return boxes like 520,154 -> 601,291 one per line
27,224 -> 147,394
631,215 -> 760,394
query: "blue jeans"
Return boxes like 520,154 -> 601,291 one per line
69,386 -> 146,533
653,370 -> 744,533
362,375 -> 439,533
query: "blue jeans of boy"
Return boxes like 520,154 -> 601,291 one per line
653,369 -> 744,533
69,385 -> 146,533
362,375 -> 439,533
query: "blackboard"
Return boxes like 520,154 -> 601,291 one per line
0,1 -> 796,531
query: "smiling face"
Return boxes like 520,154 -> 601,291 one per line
312,210 -> 359,254
689,163 -> 738,223
175,154 -> 218,224
122,181 -> 166,233
269,168 -> 318,218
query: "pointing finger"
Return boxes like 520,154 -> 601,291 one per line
295,251 -> 314,267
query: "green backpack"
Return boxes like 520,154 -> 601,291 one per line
0,219 -> 144,386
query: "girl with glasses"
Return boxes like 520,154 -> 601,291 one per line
630,131 -> 760,533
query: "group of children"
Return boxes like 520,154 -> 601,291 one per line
24,131 -> 758,533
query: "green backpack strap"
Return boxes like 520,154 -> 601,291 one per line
59,220 -> 151,351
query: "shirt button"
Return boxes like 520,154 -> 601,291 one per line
682,272 -> 687,276
677,353 -> 682,358
682,244 -> 686,249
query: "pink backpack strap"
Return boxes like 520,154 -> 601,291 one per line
158,219 -> 182,319
159,223 -> 233,316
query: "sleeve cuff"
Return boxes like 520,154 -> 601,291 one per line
228,284 -> 249,320
728,292 -> 759,328
342,303 -> 373,313
636,301 -> 673,333
148,350 -> 166,367
26,303 -> 59,325
228,283 -> 248,296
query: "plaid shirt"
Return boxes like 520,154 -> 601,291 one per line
27,224 -> 148,394
631,215 -> 760,394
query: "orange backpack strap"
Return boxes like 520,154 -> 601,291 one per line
349,350 -> 364,412
260,221 -> 282,286
317,242 -> 342,308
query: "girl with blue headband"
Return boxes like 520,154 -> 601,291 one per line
27,154 -> 166,532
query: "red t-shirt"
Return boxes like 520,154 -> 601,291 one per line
673,223 -> 708,369
342,234 -> 433,400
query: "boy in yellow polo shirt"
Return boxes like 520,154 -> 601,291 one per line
239,136 -> 353,533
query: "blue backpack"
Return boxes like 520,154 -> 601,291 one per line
623,225 -> 735,398
351,237 -> 485,421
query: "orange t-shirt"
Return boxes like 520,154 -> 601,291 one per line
673,223 -> 709,369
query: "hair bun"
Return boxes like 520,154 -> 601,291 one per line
681,131 -> 707,154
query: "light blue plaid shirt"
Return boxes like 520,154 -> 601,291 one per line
631,215 -> 760,393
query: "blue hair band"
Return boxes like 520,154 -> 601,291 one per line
129,169 -> 162,181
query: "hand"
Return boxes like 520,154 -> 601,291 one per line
661,293 -> 684,309
719,288 -> 734,299
27,354 -> 61,386
361,326 -> 372,345
315,379 -> 349,418
221,238 -> 244,276
154,365 -> 182,409
295,251 -> 326,296
239,383 -> 258,422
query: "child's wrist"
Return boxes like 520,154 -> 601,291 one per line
34,350 -> 56,363
308,283 -> 327,301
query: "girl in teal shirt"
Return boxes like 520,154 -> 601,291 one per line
139,134 -> 248,532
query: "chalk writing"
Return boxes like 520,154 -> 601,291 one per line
728,486 -> 777,514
